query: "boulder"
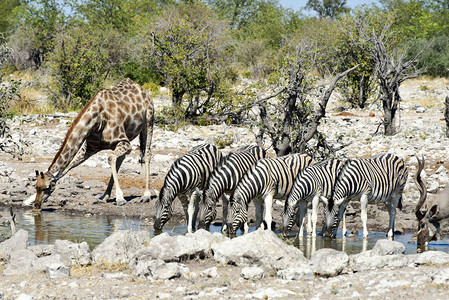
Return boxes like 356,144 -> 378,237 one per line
370,239 -> 405,256
309,248 -> 349,277
349,250 -> 409,272
133,230 -> 226,263
132,258 -> 186,280
0,229 -> 29,261
92,230 -> 150,265
409,251 -> 449,266
53,240 -> 91,266
2,249 -> 37,275
211,228 -> 307,271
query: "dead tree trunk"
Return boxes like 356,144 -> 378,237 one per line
256,62 -> 358,157
445,95 -> 449,138
363,20 -> 424,136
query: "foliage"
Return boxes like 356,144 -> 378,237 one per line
406,35 -> 449,78
11,0 -> 69,69
45,25 -> 110,109
306,0 -> 349,19
0,78 -> 26,159
143,1 -> 235,118
214,134 -> 234,148
0,0 -> 21,34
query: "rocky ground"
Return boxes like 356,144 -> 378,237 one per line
0,77 -> 449,298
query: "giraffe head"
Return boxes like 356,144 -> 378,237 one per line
34,171 -> 56,211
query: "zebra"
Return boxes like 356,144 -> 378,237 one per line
197,145 -> 266,232
323,153 -> 408,239
282,159 -> 346,237
228,153 -> 314,234
154,144 -> 222,233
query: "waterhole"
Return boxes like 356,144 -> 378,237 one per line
1,207 -> 448,258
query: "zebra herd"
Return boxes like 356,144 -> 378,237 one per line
154,144 -> 409,239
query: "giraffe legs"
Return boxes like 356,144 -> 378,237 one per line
104,141 -> 131,206
60,142 -> 96,178
100,155 -> 126,203
141,107 -> 154,202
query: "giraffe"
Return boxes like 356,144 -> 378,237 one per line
24,78 -> 154,211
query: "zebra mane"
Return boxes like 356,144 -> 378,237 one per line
327,158 -> 352,209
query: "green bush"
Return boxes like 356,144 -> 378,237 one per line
406,35 -> 449,77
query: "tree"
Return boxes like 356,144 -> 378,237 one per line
363,19 -> 424,136
306,0 -> 349,19
254,41 -> 357,158
11,0 -> 68,69
143,2 -> 233,117
46,25 -> 110,108
0,0 -> 22,34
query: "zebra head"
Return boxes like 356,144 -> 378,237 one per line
282,195 -> 299,235
228,191 -> 248,235
197,189 -> 217,231
153,186 -> 174,231
323,198 -> 344,238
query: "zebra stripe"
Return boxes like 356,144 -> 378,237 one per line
198,145 -> 266,231
154,144 -> 222,233
229,153 -> 314,234
324,153 -> 408,238
282,159 -> 345,237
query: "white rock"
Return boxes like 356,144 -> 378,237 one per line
241,266 -> 264,280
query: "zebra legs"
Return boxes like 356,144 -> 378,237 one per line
263,193 -> 275,230
360,194 -> 369,238
253,197 -> 264,230
222,193 -> 230,230
187,190 -> 201,233
297,200 -> 308,236
386,194 -> 401,239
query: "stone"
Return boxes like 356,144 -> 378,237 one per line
46,263 -> 70,278
410,251 -> 449,266
0,229 -> 29,261
309,248 -> 349,277
92,230 -> 150,265
241,266 -> 264,280
432,267 -> 449,285
211,228 -> 307,271
201,267 -> 218,278
132,258 -> 185,280
27,244 -> 54,258
2,249 -> 37,275
134,230 -> 226,263
371,239 -> 405,256
53,240 -> 91,266
349,251 -> 409,272
277,266 -> 314,280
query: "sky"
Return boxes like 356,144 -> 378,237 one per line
279,0 -> 380,12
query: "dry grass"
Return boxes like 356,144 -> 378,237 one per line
70,262 -> 130,276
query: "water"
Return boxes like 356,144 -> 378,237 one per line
1,207 -> 449,257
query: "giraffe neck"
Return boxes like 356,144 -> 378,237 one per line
47,101 -> 99,181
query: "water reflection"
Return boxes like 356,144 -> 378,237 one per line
1,207 -> 449,257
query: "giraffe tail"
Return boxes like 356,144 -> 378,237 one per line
139,129 -> 145,165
